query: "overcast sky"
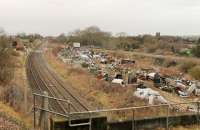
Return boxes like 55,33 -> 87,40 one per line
0,0 -> 200,36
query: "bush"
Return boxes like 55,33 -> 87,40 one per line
154,58 -> 165,66
117,42 -> 140,51
0,36 -> 15,84
0,67 -> 14,83
144,41 -> 161,53
179,61 -> 197,73
2,84 -> 24,110
81,62 -> 89,68
192,45 -> 200,57
189,66 -> 200,80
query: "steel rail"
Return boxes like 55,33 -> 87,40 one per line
28,53 -> 67,113
34,53 -> 79,112
39,53 -> 90,111
27,51 -> 92,114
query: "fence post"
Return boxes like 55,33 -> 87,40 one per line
68,99 -> 71,114
39,91 -> 49,130
166,105 -> 169,130
132,109 -> 135,130
197,101 -> 200,129
33,95 -> 36,128
44,91 -> 49,130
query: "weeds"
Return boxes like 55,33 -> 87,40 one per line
189,66 -> 200,80
179,61 -> 197,73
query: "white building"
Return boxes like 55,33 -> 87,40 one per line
73,42 -> 81,48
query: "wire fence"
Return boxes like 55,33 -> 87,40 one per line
33,92 -> 200,130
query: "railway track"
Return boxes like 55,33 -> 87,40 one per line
26,51 -> 93,114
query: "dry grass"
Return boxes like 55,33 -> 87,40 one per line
45,47 -> 159,111
44,45 -> 185,120
43,43 -> 200,129
0,101 -> 30,129
189,65 -> 200,80
45,48 -> 124,109
0,50 -> 32,129
42,44 -> 200,130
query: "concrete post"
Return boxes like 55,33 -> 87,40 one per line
197,102 -> 200,129
132,109 -> 135,130
166,105 -> 170,130
33,95 -> 36,128
39,91 -> 49,130
43,91 -> 49,130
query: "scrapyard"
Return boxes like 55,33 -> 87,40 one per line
20,37 -> 197,130
2,0 -> 200,129
55,43 -> 200,113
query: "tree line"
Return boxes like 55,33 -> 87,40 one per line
56,26 -> 141,50
55,26 -> 200,58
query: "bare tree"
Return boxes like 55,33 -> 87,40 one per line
67,26 -> 111,47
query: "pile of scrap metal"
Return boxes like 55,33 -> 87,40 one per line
136,68 -> 200,98
135,68 -> 155,80
162,79 -> 200,97
58,47 -> 92,64
134,83 -> 168,105
118,59 -> 136,69
58,47 -> 137,87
